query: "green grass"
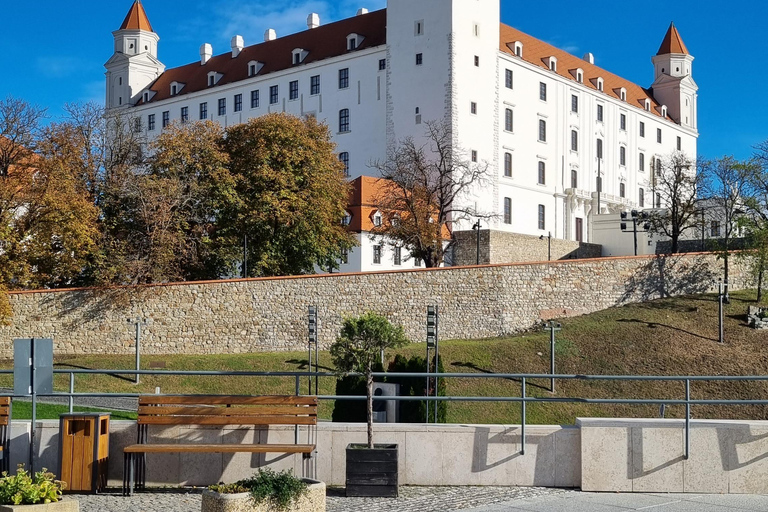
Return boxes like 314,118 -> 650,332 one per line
10,401 -> 137,421
0,289 -> 766,425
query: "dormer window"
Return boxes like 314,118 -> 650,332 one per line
169,81 -> 185,96
514,41 -> 523,57
644,99 -> 651,111
342,211 -> 352,227
143,92 -> 149,103
347,33 -> 364,51
248,60 -> 264,77
661,105 -> 668,117
619,87 -> 627,101
292,49 -> 308,65
142,90 -> 156,103
595,77 -> 604,92
572,68 -> 584,83
547,56 -> 557,72
372,211 -> 382,227
207,72 -> 222,87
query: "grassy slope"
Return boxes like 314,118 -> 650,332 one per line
1,290 -> 765,425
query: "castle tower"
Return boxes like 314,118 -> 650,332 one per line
651,23 -> 698,132
105,1 -> 165,109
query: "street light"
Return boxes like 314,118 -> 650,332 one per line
539,232 -> 552,261
620,210 -> 651,256
472,220 -> 482,265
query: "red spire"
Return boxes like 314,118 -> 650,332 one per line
656,22 -> 689,56
120,1 -> 154,32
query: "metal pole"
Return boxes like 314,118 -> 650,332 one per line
425,342 -> 431,423
597,159 -> 601,215
633,219 -> 639,256
719,282 -> 725,344
135,321 -> 141,385
548,232 -> 552,261
315,337 -> 319,397
434,308 -> 439,423
550,325 -> 556,393
475,220 -> 481,265
701,210 -> 705,251
30,340 -> 36,472
69,372 -> 74,413
520,377 -> 526,455
685,379 -> 691,460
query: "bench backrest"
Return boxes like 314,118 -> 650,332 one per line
137,395 -> 318,427
0,397 -> 9,427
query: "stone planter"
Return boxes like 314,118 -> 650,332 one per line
345,444 -> 398,498
201,479 -> 325,512
0,500 -> 79,512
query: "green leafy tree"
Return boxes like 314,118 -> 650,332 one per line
330,313 -> 408,449
222,113 -> 356,276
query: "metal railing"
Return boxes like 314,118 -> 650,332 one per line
6,368 -> 768,461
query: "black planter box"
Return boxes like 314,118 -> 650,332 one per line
345,444 -> 399,497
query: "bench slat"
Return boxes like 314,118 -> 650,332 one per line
139,396 -> 317,406
138,415 -> 317,426
124,443 -> 315,454
0,397 -> 10,406
137,406 -> 317,417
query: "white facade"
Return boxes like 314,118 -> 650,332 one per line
107,1 -> 699,270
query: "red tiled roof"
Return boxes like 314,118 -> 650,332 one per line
120,1 -> 153,32
656,22 -> 689,56
499,24 -> 670,120
142,9 -> 387,104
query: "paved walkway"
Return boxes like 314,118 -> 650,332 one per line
73,487 -> 768,512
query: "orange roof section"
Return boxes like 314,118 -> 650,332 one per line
120,0 -> 154,32
656,22 -> 690,56
499,23 -> 670,120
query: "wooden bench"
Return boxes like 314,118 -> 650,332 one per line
122,395 -> 317,495
0,397 -> 10,474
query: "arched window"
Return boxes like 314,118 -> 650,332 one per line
339,152 -> 350,177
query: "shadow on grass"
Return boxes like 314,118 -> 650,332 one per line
616,318 -> 718,343
54,362 -> 136,383
452,362 -> 551,392
285,359 -> 335,372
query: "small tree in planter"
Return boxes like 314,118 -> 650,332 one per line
330,312 -> 408,497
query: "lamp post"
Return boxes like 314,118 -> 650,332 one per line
472,220 -> 482,265
539,232 -> 552,261
620,210 -> 651,256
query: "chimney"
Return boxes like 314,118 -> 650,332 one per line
583,52 -> 595,65
231,35 -> 244,58
307,13 -> 320,29
200,43 -> 212,65
356,8 -> 369,15
264,29 -> 277,42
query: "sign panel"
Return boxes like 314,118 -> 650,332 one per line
13,338 -> 53,396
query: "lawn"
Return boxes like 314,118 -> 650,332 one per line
0,290 -> 765,425
10,401 -> 137,421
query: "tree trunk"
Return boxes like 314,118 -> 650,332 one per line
671,235 -> 679,255
366,363 -> 374,449
758,265 -> 764,303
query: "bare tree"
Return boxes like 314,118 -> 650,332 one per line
700,156 -> 759,299
371,120 -> 492,267
0,96 -> 47,177
646,151 -> 701,254
742,140 -> 768,302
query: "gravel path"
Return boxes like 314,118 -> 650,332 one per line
74,486 -> 572,512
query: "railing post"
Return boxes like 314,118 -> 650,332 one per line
521,377 -> 526,456
685,379 -> 690,460
295,375 -> 300,445
68,373 -> 74,414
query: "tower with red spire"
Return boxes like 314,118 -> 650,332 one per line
105,1 -> 165,109
651,22 -> 698,133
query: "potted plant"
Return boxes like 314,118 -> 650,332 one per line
330,312 -> 408,498
0,466 -> 77,512
202,469 -> 325,512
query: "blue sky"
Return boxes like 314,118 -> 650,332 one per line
1,0 -> 765,160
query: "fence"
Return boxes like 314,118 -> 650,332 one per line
5,368 -> 768,463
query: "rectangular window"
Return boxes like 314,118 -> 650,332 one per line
289,80 -> 299,100
619,182 -> 626,198
571,169 -> 578,189
620,114 -> 627,131
162,111 -> 169,128
341,249 -> 349,265
677,136 -> 682,151
657,128 -> 662,143
471,150 -> 478,162
180,107 -> 188,123
218,98 -> 226,116
639,188 -> 645,208
505,108 -> 513,131
639,121 -> 645,137
270,85 -> 279,104
310,75 -> 320,95
199,102 -> 207,120
538,119 -> 547,142
504,197 -> 512,224
656,193 -> 661,208
379,59 -> 386,71
471,102 -> 477,115
571,130 -> 578,152
416,53 -> 423,65
571,95 -> 578,113
538,205 -> 546,230
504,152 -> 512,177
339,109 -> 350,132
639,153 -> 645,172
711,221 -> 721,238
538,161 -> 546,185
339,68 -> 349,89
539,82 -> 547,101
620,146 -> 626,166
394,247 -> 402,266
339,152 -> 350,177
373,245 -> 382,265
147,114 -> 156,131
505,69 -> 513,89
474,55 -> 480,67
414,257 -> 422,267
234,94 -> 242,112
251,90 -> 259,108
597,104 -> 604,122
597,139 -> 603,159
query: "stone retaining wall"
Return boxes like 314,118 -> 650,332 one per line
0,253 -> 751,356
453,230 -> 602,266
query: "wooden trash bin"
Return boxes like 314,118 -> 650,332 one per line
58,413 -> 110,493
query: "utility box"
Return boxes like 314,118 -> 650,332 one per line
58,413 -> 110,493
372,383 -> 400,423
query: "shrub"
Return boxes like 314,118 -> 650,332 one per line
209,469 -> 307,511
0,465 -> 65,505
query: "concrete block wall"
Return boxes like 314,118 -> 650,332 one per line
1,252 -> 751,355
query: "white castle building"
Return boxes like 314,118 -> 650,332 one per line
106,0 -> 698,271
